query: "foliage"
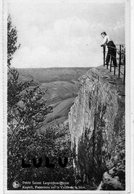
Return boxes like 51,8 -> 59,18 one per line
8,120 -> 75,189
7,15 -> 20,66
7,15 -> 53,189
23,123 -> 75,184
7,67 -> 53,188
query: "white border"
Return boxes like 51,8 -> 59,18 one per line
0,0 -> 4,194
130,0 -> 134,193
125,0 -> 131,193
1,0 -> 132,193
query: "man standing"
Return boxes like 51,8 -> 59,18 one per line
101,32 -> 117,67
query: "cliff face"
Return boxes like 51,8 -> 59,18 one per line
68,67 -> 125,190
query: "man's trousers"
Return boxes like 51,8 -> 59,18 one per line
106,41 -> 117,67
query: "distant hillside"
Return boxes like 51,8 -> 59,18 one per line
17,67 -> 90,83
40,81 -> 79,104
17,67 -> 91,128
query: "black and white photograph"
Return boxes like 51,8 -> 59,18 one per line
4,0 -> 129,192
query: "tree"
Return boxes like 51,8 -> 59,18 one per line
7,15 -> 53,189
7,73 -> 53,187
7,14 -> 20,66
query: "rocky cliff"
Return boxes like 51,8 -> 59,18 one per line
68,66 -> 125,190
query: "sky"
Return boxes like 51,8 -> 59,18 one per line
8,0 -> 125,68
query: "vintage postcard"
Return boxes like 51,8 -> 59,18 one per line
2,0 -> 131,193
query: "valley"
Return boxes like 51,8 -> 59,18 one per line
18,67 -> 91,129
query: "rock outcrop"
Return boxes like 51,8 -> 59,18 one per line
68,66 -> 125,190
